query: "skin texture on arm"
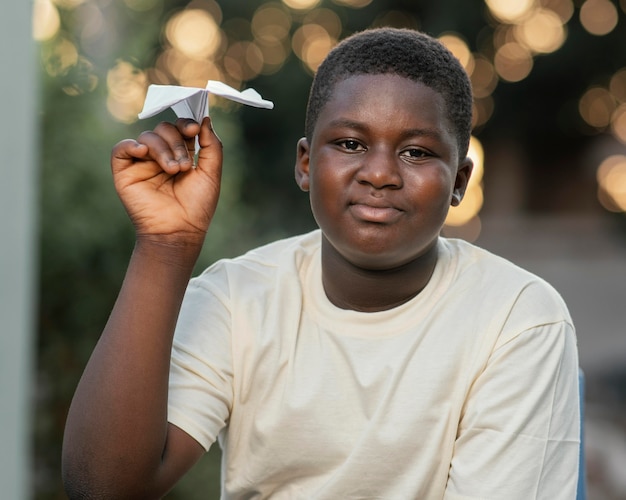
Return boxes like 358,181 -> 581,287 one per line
62,118 -> 222,499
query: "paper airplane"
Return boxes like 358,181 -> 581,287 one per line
138,80 -> 274,122
137,80 -> 274,152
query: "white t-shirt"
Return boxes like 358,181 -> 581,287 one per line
168,230 -> 580,499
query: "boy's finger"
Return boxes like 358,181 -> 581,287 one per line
175,118 -> 201,138
111,139 -> 149,165
196,117 -> 223,175
197,117 -> 222,151
173,118 -> 201,155
134,130 -> 189,175
152,122 -> 194,171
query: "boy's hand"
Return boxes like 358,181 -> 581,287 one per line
111,117 -> 222,246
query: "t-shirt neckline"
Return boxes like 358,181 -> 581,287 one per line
303,237 -> 455,338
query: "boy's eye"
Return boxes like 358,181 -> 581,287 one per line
401,148 -> 430,159
337,139 -> 364,151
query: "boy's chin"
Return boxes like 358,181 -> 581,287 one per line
328,239 -> 438,272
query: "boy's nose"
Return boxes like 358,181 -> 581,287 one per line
355,149 -> 403,189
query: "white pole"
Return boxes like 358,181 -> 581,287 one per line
0,1 -> 37,498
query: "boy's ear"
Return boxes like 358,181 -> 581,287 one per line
451,157 -> 473,207
295,137 -> 311,192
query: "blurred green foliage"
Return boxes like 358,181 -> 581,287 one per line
35,0 -> 626,498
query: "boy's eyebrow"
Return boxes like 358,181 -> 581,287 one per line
326,118 -> 446,142
327,118 -> 368,132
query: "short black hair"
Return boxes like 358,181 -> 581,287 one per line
304,27 -> 473,157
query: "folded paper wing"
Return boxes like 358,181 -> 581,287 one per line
205,80 -> 273,109
138,80 -> 274,122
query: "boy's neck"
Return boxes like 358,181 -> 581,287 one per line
320,237 -> 439,313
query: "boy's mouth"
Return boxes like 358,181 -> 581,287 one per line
349,201 -> 403,223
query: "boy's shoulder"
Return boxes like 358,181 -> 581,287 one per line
441,237 -> 572,326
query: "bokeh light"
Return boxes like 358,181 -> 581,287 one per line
224,41 -> 264,81
179,58 -> 224,88
485,0 -> 536,24
33,0 -> 61,42
609,68 -> 626,103
579,86 -> 616,129
492,24 -> 517,51
483,0 -> 571,86
597,154 -> 626,212
282,0 -> 321,10
258,40 -> 290,74
62,57 -> 99,96
41,37 -> 79,77
514,8 -> 566,54
165,9 -> 222,60
252,3 -> 292,44
473,96 -> 495,129
470,55 -> 498,99
303,8 -> 342,39
494,42 -> 533,82
580,0 -> 619,36
541,0 -> 574,23
611,105 -> 626,143
156,46 -> 224,87
106,61 -> 148,123
292,23 -> 336,73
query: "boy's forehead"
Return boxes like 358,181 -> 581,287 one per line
322,73 -> 445,115
326,72 -> 438,102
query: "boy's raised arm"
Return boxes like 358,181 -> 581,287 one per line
62,117 -> 222,498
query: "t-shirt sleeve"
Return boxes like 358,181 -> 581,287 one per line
167,272 -> 234,452
445,290 -> 580,499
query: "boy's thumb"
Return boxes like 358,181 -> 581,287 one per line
195,117 -> 223,173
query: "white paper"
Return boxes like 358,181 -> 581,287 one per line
138,80 -> 274,122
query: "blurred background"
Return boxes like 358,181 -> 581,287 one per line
4,0 -> 626,497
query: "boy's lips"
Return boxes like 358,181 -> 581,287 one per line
349,200 -> 403,223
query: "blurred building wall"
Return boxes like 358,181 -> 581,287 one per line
0,3 -> 38,499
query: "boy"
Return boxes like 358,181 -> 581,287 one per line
62,28 -> 580,499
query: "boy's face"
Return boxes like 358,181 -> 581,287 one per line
296,73 -> 472,271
